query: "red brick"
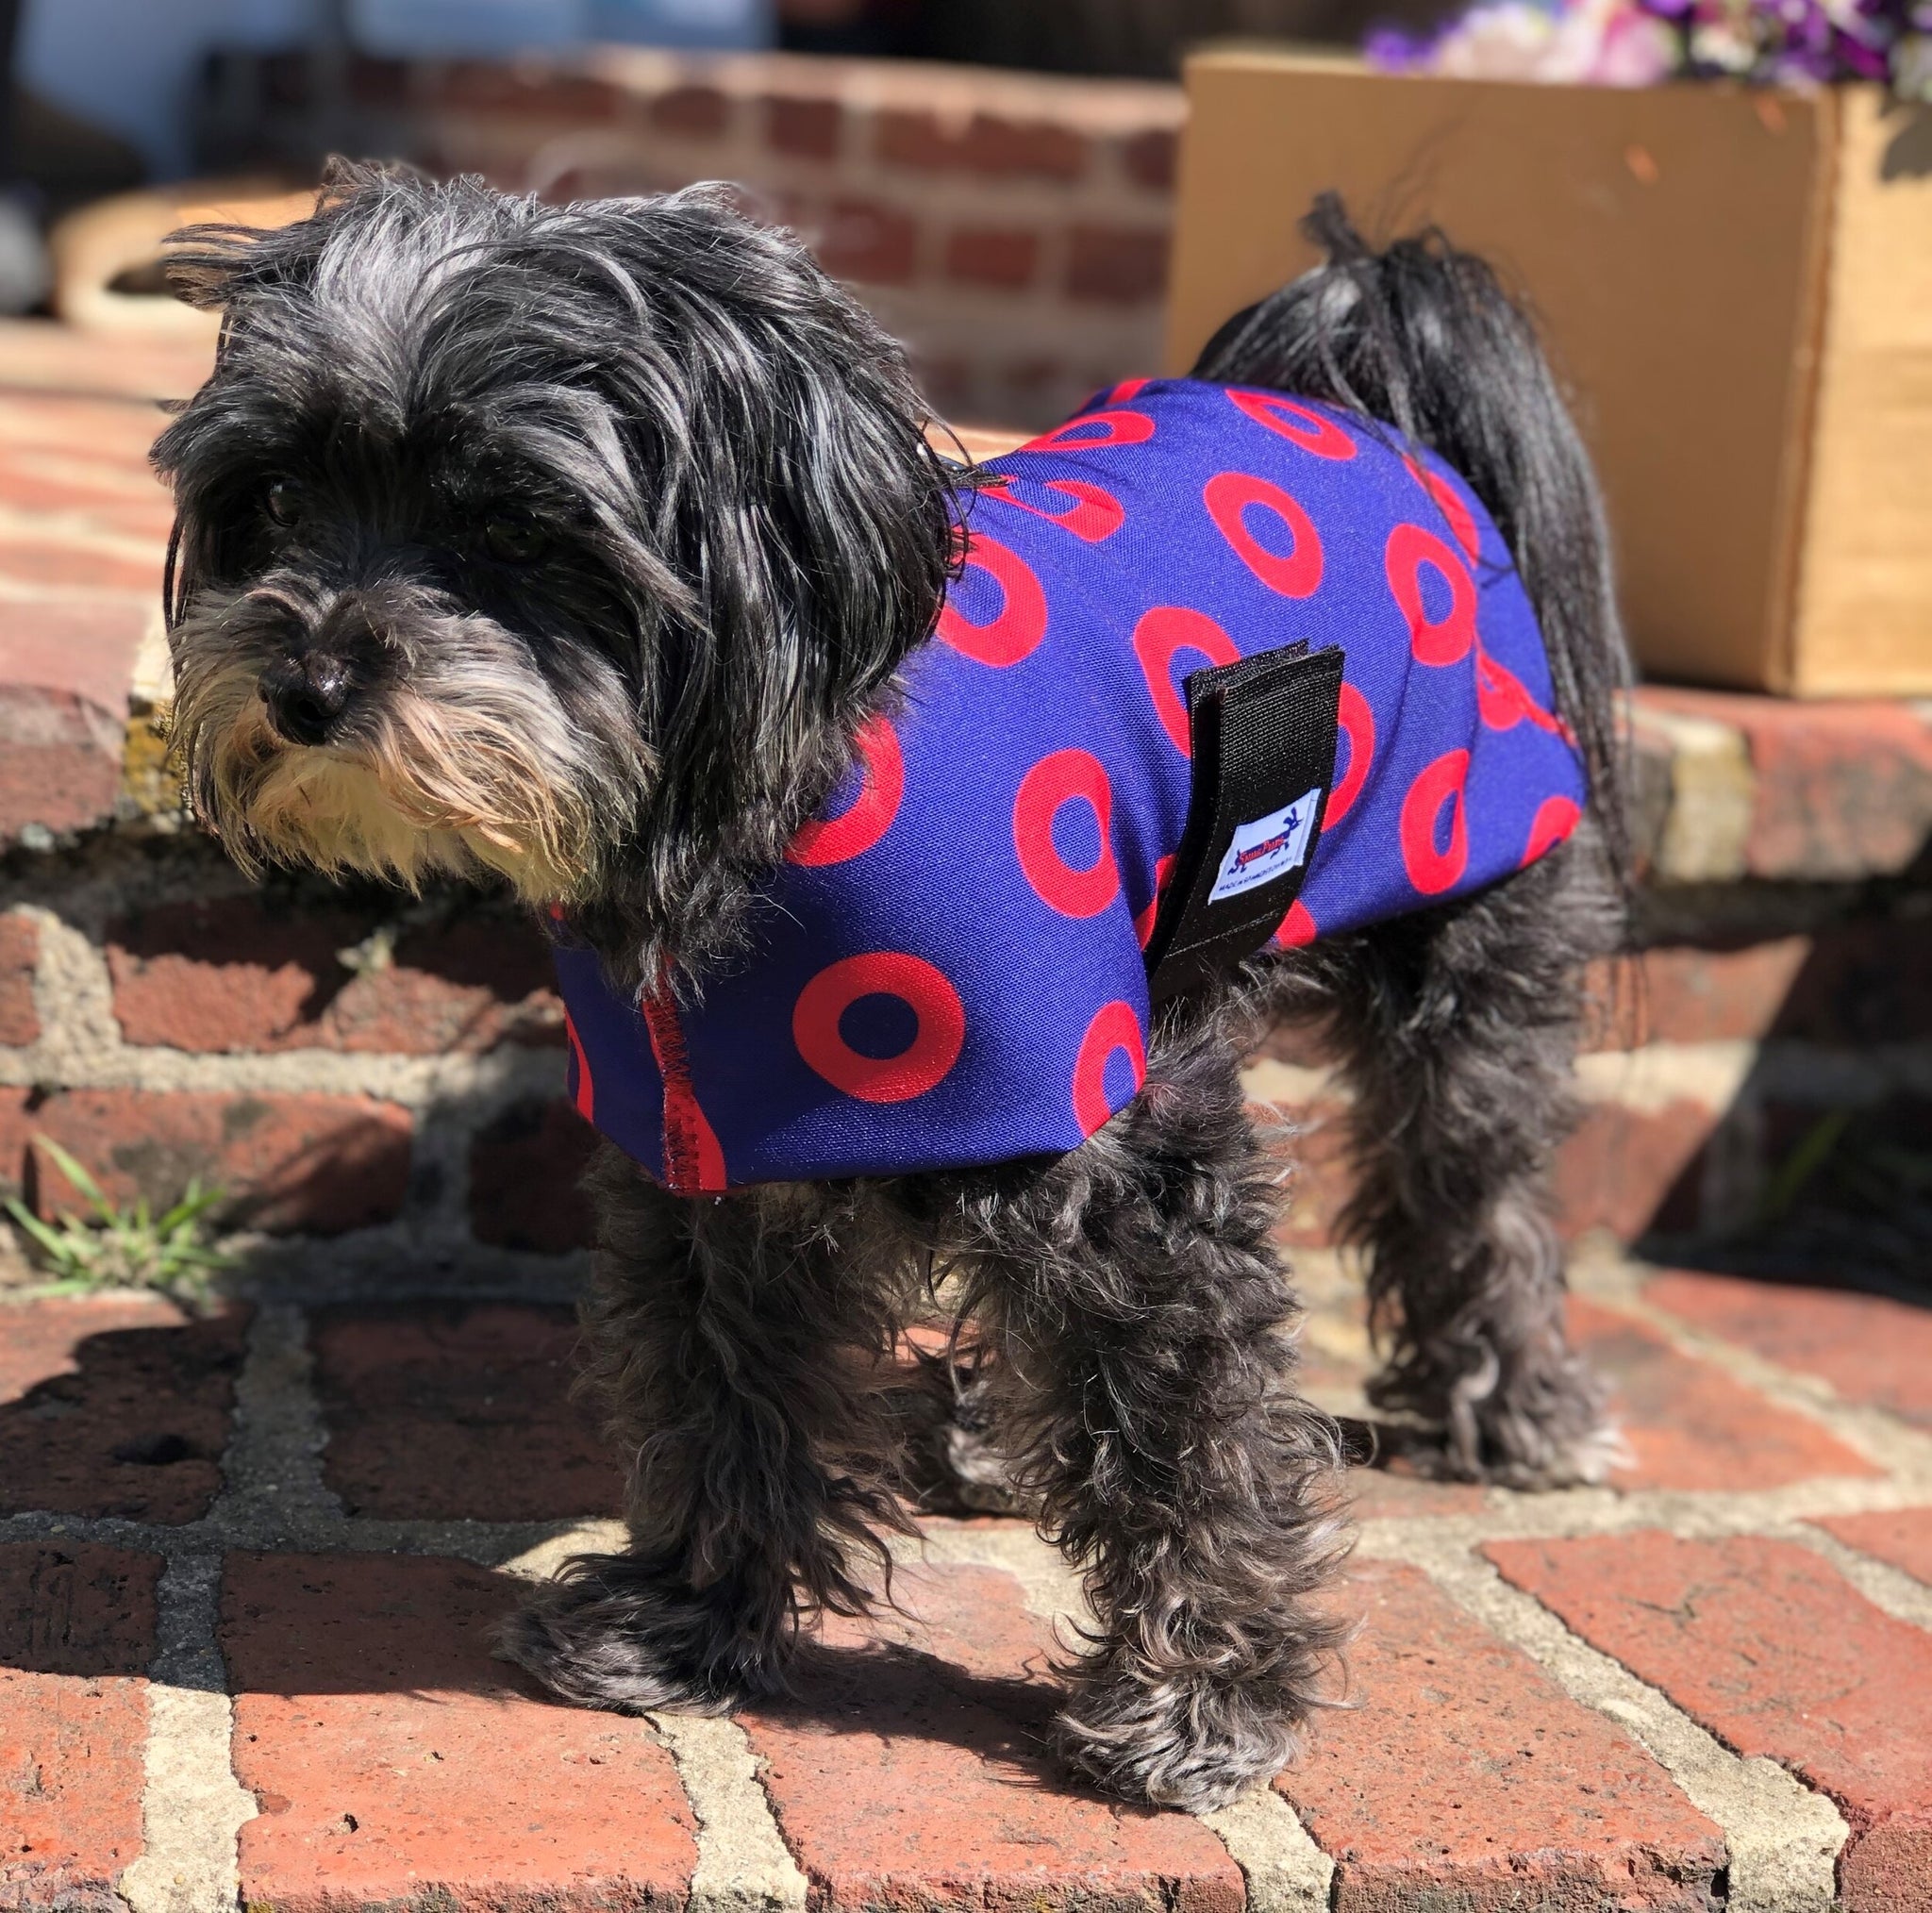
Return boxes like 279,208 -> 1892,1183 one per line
943,225 -> 1040,290
0,1543 -> 157,1907
0,912 -> 37,1046
467,1095 -> 596,1254
308,1304 -> 619,1521
1066,226 -> 1169,304
1569,1295 -> 1879,1491
1486,1532 -> 1932,1908
1121,126 -> 1179,191
1813,1507 -> 1932,1589
764,91 -> 841,158
816,198 -> 918,285
1643,1269 -> 1932,1429
1637,687 -> 1932,882
741,1548 -> 1241,1913
1278,1560 -> 1724,1911
0,1296 -> 248,1522
1552,1097 -> 1719,1239
0,538 -> 158,595
21,1088 -> 412,1235
106,898 -> 563,1054
874,109 -> 1086,179
0,684 -> 125,847
223,1553 -> 695,1913
647,82 -> 729,137
433,60 -> 623,120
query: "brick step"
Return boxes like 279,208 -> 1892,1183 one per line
3,1269 -> 1929,1910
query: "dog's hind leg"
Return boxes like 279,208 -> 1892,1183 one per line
1312,839 -> 1622,1486
938,1006 -> 1349,1812
502,1145 -> 908,1714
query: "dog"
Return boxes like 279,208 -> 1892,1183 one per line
154,159 -> 1627,1812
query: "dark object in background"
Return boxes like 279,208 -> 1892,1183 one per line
777,0 -> 1454,73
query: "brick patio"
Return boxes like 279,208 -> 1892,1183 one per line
2,301 -> 1931,1912
5,1256 -> 1931,1913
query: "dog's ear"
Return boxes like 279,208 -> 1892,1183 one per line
558,187 -> 966,987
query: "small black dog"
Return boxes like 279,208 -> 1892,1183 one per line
156,160 -> 1626,1811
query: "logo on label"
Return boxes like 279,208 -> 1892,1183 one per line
1208,787 -> 1322,904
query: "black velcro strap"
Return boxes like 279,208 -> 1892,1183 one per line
1144,641 -> 1345,1000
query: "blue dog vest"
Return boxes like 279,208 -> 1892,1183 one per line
552,380 -> 1586,1192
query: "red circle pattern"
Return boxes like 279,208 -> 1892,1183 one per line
793,953 -> 966,1104
1226,389 -> 1357,460
787,713 -> 904,867
1012,750 -> 1121,919
986,476 -> 1124,543
1204,472 -> 1324,599
1072,1000 -> 1146,1137
1385,523 -> 1479,667
1132,606 -> 1239,757
1407,457 -> 1481,559
1020,408 -> 1157,454
937,533 -> 1048,666
1324,682 -> 1375,830
1523,795 -> 1581,866
1400,749 -> 1472,895
1274,900 -> 1318,949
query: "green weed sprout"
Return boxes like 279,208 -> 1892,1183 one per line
3,1137 -> 233,1305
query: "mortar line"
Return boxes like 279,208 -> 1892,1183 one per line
118,1552 -> 257,1913
1404,1534 -> 1846,1913
1569,1256 -> 1932,1480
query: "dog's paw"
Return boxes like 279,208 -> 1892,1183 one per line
498,1552 -> 776,1716
1051,1674 -> 1302,1813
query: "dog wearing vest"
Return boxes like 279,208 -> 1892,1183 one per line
155,160 -> 1627,1812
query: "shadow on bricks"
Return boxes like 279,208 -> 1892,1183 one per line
0,1302 -> 250,1523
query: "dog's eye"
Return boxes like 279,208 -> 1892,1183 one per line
483,512 -> 546,564
263,480 -> 303,527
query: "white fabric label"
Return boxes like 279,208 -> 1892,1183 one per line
1207,786 -> 1322,904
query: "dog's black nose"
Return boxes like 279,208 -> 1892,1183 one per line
259,652 -> 355,747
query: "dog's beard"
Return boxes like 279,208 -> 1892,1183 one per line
166,594 -> 641,904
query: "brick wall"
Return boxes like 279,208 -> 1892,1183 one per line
199,46 -> 1185,430
3,330 -> 1930,1286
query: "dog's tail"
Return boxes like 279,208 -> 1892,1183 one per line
1191,193 -> 1630,880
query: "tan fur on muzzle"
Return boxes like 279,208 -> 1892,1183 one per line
166,662 -> 600,903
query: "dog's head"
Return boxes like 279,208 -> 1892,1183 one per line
153,160 -> 959,985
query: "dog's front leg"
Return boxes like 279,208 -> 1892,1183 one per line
504,1147 -> 906,1714
963,1028 -> 1350,1812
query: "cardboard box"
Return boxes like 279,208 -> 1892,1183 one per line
1165,50 -> 1932,695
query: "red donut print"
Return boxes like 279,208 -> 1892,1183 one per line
984,476 -> 1125,542
565,1010 -> 594,1123
1324,682 -> 1375,830
1386,523 -> 1478,667
1105,377 -> 1149,405
1474,643 -> 1565,739
787,713 -> 904,866
1013,750 -> 1121,918
1072,999 -> 1146,1136
1523,795 -> 1582,866
1400,749 -> 1471,895
1020,408 -> 1157,454
1204,472 -> 1323,599
937,533 -> 1048,666
1134,853 -> 1177,949
1273,899 -> 1317,949
1132,606 -> 1240,757
793,953 -> 966,1104
1226,389 -> 1357,460
1406,457 -> 1481,560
